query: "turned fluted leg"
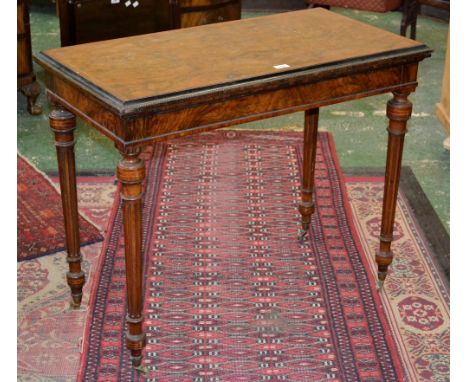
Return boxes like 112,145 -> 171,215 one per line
49,107 -> 84,307
298,108 -> 319,241
377,91 -> 412,290
116,148 -> 146,368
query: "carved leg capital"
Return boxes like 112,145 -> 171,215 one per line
117,147 -> 147,367
377,91 -> 412,289
386,90 -> 413,129
49,106 -> 84,307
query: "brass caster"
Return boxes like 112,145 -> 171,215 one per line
28,103 -> 42,115
134,365 -> 150,375
297,229 -> 308,242
376,279 -> 384,292
69,301 -> 81,310
70,293 -> 83,310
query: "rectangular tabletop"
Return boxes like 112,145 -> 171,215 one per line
37,9 -> 427,101
35,8 -> 431,147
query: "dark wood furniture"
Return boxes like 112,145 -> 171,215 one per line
17,0 -> 42,115
306,0 -> 402,12
34,8 -> 431,369
57,0 -> 241,46
306,0 -> 449,41
400,0 -> 449,39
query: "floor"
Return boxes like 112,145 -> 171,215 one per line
17,4 -> 450,232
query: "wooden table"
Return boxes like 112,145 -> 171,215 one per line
34,8 -> 431,368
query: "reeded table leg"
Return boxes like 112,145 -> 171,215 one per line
377,90 -> 412,290
49,107 -> 84,307
298,108 -> 319,241
116,148 -> 146,368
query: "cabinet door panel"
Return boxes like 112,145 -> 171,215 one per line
73,0 -> 162,43
179,2 -> 241,28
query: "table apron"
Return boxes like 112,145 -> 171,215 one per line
47,63 -> 418,150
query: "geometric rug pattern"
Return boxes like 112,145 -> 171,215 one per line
17,153 -> 103,261
79,131 -> 403,381
346,177 -> 449,381
17,176 -> 115,379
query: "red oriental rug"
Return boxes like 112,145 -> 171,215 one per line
18,176 -> 116,380
78,131 -> 407,381
17,153 -> 103,262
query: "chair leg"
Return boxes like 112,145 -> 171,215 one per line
400,0 -> 419,40
308,4 -> 331,10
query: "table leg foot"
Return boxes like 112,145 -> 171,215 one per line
297,228 -> 308,242
376,279 -> 384,292
131,353 -> 143,367
68,270 -> 85,307
134,363 -> 149,375
69,301 -> 81,310
298,108 -> 319,242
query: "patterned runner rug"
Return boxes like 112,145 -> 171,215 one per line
17,131 -> 449,381
17,153 -> 103,261
78,131 -> 406,381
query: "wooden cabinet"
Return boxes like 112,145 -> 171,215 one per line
17,0 -> 41,114
57,0 -> 241,46
172,0 -> 241,28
